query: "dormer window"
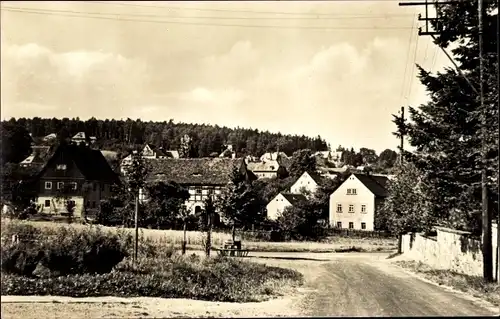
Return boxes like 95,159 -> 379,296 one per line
56,164 -> 67,170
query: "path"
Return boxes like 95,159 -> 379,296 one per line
291,255 -> 497,316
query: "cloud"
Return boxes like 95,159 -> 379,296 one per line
1,41 -> 149,119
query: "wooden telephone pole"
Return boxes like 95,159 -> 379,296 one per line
399,106 -> 405,165
399,0 -> 494,282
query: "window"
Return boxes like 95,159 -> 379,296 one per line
349,222 -> 354,229
56,164 -> 67,170
336,221 -> 342,228
361,222 -> 366,230
57,182 -> 64,189
45,182 -> 52,190
71,182 -> 78,190
361,204 -> 367,213
347,189 -> 351,195
352,189 -> 357,195
348,204 -> 354,213
347,188 -> 357,195
196,188 -> 202,194
67,200 -> 76,206
44,200 -> 50,207
336,204 -> 342,213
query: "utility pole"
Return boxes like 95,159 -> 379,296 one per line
478,0 -> 493,283
399,0 -> 494,282
400,106 -> 405,165
496,0 -> 500,284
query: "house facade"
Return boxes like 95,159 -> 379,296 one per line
146,158 -> 256,214
34,143 -> 120,219
266,193 -> 307,221
329,173 -> 388,231
246,160 -> 286,179
290,171 -> 324,197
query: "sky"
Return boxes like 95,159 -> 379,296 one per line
0,1 -> 452,153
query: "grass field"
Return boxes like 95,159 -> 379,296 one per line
1,218 -> 397,253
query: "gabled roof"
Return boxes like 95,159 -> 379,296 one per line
72,132 -> 87,139
247,160 -> 280,172
281,193 -> 307,206
146,158 -> 254,185
36,143 -> 120,183
144,144 -> 167,157
353,173 -> 389,198
307,171 -> 324,185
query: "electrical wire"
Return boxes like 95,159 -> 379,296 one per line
399,14 -> 417,106
0,7 -> 416,30
78,0 -> 414,17
405,28 -> 421,104
0,5 -> 419,20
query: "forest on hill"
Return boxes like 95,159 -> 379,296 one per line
1,117 -> 330,161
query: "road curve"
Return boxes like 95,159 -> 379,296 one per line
298,257 -> 497,316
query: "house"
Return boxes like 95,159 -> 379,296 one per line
43,133 -> 57,142
314,150 -> 343,166
329,173 -> 389,231
34,143 -> 120,219
146,158 -> 256,214
20,146 -> 52,169
260,151 -> 289,162
244,155 -> 260,164
246,160 -> 286,179
120,144 -> 175,174
71,132 -> 97,146
290,171 -> 324,197
266,193 -> 307,221
219,144 -> 236,158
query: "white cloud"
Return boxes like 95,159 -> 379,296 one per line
1,42 -> 149,119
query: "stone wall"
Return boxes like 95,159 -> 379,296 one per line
401,223 -> 498,279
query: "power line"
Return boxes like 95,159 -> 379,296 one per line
405,28 -> 420,104
399,14 -> 417,105
0,7 -> 415,30
0,5 -> 419,20
79,0 -> 415,17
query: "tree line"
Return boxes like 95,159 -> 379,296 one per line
1,117 -> 330,160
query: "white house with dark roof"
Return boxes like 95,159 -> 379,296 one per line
246,160 -> 286,179
266,193 -> 307,221
145,158 -> 256,214
329,173 -> 389,231
290,171 -> 325,197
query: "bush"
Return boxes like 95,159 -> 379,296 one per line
1,254 -> 304,302
1,222 -> 130,276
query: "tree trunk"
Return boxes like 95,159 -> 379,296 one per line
134,194 -> 139,264
232,224 -> 236,242
182,222 -> 187,255
206,212 -> 212,257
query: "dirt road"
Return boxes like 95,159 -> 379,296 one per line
1,253 -> 497,318
292,256 -> 496,316
245,252 -> 497,316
